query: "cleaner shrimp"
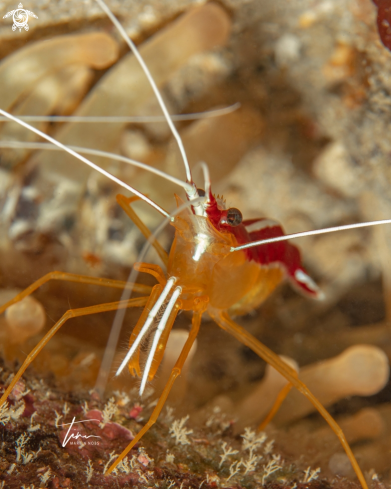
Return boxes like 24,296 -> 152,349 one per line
0,0 -> 391,486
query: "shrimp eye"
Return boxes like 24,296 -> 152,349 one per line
222,208 -> 242,226
197,188 -> 206,197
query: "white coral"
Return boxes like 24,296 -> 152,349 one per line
169,415 -> 193,445
241,427 -> 267,454
28,411 -> 40,432
261,455 -> 283,485
38,468 -> 51,487
303,466 -> 321,482
226,460 -> 241,481
0,400 -> 25,425
239,452 -> 262,475
219,442 -> 239,468
86,459 -> 94,482
100,397 -> 119,427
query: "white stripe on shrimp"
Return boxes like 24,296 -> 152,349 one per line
139,285 -> 182,396
115,276 -> 178,377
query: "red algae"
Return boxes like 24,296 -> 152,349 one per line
0,362 -> 363,489
373,0 -> 391,51
58,409 -> 134,460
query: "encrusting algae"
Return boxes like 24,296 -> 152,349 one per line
0,361 -> 362,488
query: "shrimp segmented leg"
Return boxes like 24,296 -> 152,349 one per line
0,296 -> 149,407
257,383 -> 293,431
105,307 -> 204,475
208,308 -> 368,489
0,271 -> 152,315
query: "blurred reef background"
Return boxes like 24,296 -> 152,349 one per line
1,0 -> 391,487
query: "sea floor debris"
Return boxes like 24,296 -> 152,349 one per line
0,361 -> 375,489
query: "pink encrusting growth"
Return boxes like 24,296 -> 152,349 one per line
205,191 -> 322,299
58,409 -> 134,460
372,0 -> 391,51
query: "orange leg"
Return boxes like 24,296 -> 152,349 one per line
0,271 -> 152,315
105,308 -> 202,475
128,284 -> 163,377
116,194 -> 169,267
257,383 -> 292,431
133,262 -> 167,286
209,308 -> 368,489
0,296 -> 148,408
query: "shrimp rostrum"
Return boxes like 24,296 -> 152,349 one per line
2,0 -> 391,487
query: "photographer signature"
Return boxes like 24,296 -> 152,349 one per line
61,417 -> 101,447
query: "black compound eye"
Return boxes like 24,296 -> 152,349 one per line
197,188 -> 206,197
226,208 -> 242,226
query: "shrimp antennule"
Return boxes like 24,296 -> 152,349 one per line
232,219 -> 391,251
0,140 -> 192,193
95,0 -> 201,206
0,103 -> 240,123
0,108 -> 169,217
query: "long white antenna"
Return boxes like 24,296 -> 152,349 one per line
231,219 -> 391,252
198,161 -> 211,197
0,108 -> 169,217
0,140 -> 193,193
95,0 -> 198,198
0,103 -> 240,123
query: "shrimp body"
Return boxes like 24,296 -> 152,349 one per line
164,192 -> 322,317
122,187 -> 323,408
124,187 -> 323,387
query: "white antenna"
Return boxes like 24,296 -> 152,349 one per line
0,140 -> 193,193
196,161 -> 211,197
0,103 -> 240,123
95,0 -> 198,200
0,108 -> 169,217
231,220 -> 391,252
